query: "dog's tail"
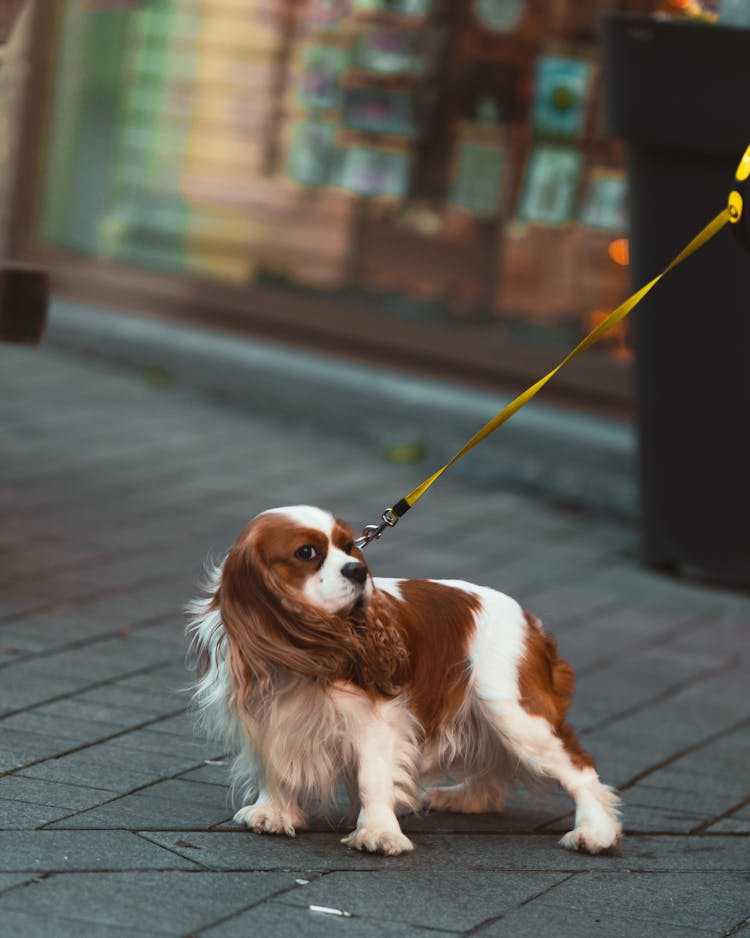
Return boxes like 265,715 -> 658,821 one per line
521,611 -> 575,723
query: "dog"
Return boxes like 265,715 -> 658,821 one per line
187,505 -> 621,855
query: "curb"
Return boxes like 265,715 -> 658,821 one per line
44,298 -> 637,519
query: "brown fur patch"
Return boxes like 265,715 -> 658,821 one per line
386,580 -> 480,739
332,519 -> 359,558
347,590 -> 410,698
519,611 -> 595,771
248,514 -> 330,589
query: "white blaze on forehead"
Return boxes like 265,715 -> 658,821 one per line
260,505 -> 335,536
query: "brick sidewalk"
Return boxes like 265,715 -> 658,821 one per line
0,340 -> 748,937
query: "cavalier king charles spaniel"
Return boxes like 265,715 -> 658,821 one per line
188,505 -> 621,855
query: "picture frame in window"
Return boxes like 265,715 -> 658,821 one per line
449,131 -> 507,219
353,27 -> 429,75
331,141 -> 411,197
579,168 -> 628,232
516,143 -> 583,226
297,43 -> 351,111
531,54 -> 593,140
286,119 -> 338,187
343,87 -> 415,137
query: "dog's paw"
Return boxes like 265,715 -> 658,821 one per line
559,822 -> 621,855
341,826 -> 414,856
233,804 -> 301,838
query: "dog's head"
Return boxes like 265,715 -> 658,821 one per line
214,506 -> 405,697
243,506 -> 373,616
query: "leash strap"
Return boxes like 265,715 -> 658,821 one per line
355,147 -> 750,550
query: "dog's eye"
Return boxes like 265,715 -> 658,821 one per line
344,541 -> 354,555
295,545 -> 318,561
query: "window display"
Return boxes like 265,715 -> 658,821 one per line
23,0 -> 672,401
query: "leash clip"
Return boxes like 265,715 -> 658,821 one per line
354,508 -> 399,550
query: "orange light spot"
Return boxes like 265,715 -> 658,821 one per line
608,238 -> 629,266
590,310 -> 610,329
668,0 -> 691,8
587,310 -> 633,361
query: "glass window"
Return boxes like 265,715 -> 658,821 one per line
24,0 -> 682,402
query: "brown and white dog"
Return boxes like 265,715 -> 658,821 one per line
188,505 -> 621,855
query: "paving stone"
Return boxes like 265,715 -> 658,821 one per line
274,870 -> 567,933
513,586 -> 621,630
78,665 -> 191,720
0,676 -> 189,776
0,599 -> 183,654
18,748 -> 195,797
0,775 -> 113,812
478,539 -> 628,594
60,737 -> 207,783
569,636 -> 742,733
619,725 -> 750,833
0,871 -> 299,936
0,830 -> 201,872
0,906 -> 165,937
710,816 -> 750,833
0,728 -> 83,773
0,709 -> 126,750
0,798 -> 72,829
141,830 -> 413,872
553,606 -> 700,674
102,724 -> 211,763
47,778 -> 233,830
0,873 -> 39,895
14,696 -> 170,737
201,897 -> 452,938
580,666 -> 750,787
477,872 -> 750,937
208,786 -> 573,838
0,632 -> 183,715
402,788 -> 573,835
0,717 -> 204,782
177,762 -> 232,788
138,711 -> 196,738
140,831 -> 750,874
3,332 -> 750,935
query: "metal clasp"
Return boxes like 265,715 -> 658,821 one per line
354,508 -> 399,550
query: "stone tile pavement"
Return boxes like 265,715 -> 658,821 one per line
1,337 -> 748,937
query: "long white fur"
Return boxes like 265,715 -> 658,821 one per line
187,507 -> 621,855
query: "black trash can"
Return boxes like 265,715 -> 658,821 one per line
603,13 -> 750,590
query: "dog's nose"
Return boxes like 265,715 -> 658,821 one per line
341,562 -> 368,585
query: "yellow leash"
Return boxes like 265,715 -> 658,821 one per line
354,146 -> 750,550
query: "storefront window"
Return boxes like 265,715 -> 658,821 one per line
31,0 -> 682,395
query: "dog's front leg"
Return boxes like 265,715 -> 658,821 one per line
234,785 -> 306,837
230,745 -> 306,837
341,701 -> 414,856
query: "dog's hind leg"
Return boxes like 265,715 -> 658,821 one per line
423,774 -> 507,814
479,700 -> 621,853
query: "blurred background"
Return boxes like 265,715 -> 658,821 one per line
1,0 -> 720,413
3,0 -> 750,588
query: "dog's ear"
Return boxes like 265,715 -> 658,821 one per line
185,567 -> 225,682
218,536 -> 363,698
348,591 -> 409,698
